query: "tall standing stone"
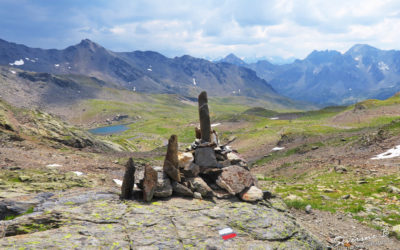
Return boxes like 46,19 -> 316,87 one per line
121,158 -> 135,199
143,165 -> 158,202
163,135 -> 181,182
198,91 -> 211,143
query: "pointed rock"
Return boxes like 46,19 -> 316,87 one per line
163,135 -> 181,182
198,91 -> 211,142
143,165 -> 158,202
121,158 -> 136,199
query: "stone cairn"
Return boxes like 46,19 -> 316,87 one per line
121,91 -> 263,202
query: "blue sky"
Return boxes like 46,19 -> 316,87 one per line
1,0 -> 400,63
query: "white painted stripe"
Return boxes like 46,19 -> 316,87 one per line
218,227 -> 233,235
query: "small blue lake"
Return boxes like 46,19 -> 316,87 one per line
88,124 -> 129,135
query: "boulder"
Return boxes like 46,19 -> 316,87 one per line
143,165 -> 158,202
240,186 -> 263,202
194,147 -> 217,168
227,152 -> 243,165
182,162 -> 200,178
392,225 -> 400,238
121,158 -> 136,199
334,165 -> 347,173
163,135 -> 181,182
172,181 -> 193,197
387,185 -> 400,194
153,167 -> 173,198
216,165 -> 255,195
189,177 -> 213,198
193,192 -> 202,199
178,152 -> 194,169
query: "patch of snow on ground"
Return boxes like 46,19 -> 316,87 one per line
46,164 -> 62,168
54,64 -> 60,67
193,78 -> 196,85
272,147 -> 284,151
211,123 -> 221,127
113,179 -> 123,186
270,117 -> 279,120
10,70 -> 16,74
371,145 -> 400,160
147,68 -> 152,71
73,171 -> 84,176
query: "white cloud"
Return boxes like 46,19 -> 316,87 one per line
4,0 -> 400,62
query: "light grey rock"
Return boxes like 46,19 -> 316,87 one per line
387,185 -> 400,194
305,204 -> 312,214
240,186 -> 263,202
153,166 -> 173,198
193,192 -> 202,199
189,177 -> 213,198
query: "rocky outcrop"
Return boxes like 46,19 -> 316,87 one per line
216,165 -> 256,195
0,188 -> 325,249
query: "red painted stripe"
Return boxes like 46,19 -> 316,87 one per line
222,233 -> 237,240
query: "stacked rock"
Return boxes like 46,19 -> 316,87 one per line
121,91 -> 263,202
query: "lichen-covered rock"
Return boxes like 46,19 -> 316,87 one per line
0,188 -> 325,249
216,165 -> 255,194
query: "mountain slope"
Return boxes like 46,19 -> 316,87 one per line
240,45 -> 400,106
0,38 -> 287,101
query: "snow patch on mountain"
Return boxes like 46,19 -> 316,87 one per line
378,61 -> 389,71
9,59 -> 24,66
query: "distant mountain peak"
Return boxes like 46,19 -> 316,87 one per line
75,39 -> 103,51
346,44 -> 379,55
218,53 -> 246,66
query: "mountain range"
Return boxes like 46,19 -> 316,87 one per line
0,38 -> 286,102
219,45 -> 400,105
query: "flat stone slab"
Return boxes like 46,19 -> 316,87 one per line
0,188 -> 324,249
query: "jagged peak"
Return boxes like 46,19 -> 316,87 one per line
346,44 -> 379,55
